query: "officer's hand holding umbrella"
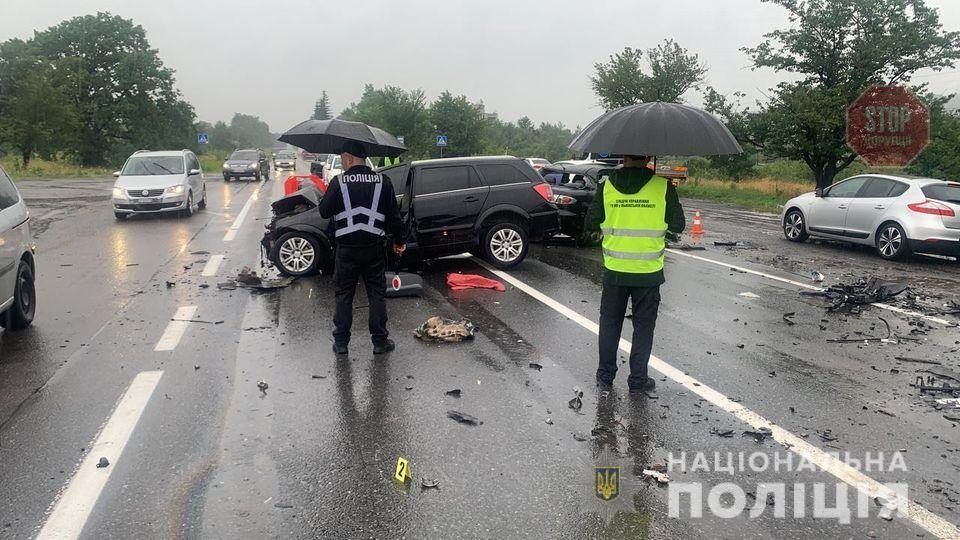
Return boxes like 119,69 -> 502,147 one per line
577,101 -> 742,395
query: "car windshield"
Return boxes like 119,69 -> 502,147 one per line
230,151 -> 258,161
121,156 -> 184,176
277,151 -> 295,158
922,183 -> 960,204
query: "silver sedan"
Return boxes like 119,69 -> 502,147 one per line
781,174 -> 960,260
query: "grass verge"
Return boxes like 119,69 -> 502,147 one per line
1,157 -> 113,180
677,177 -> 812,213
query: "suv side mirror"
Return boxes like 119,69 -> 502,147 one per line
815,188 -> 824,197
113,171 -> 121,178
188,168 -> 201,176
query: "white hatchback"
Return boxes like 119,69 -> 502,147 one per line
0,165 -> 36,330
112,150 -> 207,219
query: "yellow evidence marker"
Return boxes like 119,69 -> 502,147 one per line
395,457 -> 411,483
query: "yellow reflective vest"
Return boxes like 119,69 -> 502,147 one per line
600,175 -> 668,274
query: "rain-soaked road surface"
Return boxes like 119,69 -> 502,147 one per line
1,163 -> 959,539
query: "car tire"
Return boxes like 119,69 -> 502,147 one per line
1,262 -> 36,330
272,232 -> 323,276
223,176 -> 231,182
483,220 -> 528,269
783,209 -> 809,242
876,222 -> 912,261
198,186 -> 207,210
575,227 -> 602,247
115,212 -> 128,220
181,192 -> 194,218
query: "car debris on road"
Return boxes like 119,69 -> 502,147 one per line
414,316 -> 475,342
446,410 -> 482,426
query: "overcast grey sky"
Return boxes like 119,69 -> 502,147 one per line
3,0 -> 960,132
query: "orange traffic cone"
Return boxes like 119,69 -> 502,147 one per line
690,209 -> 704,235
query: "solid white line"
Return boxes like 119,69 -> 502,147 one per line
223,179 -> 265,242
473,257 -> 960,539
37,371 -> 164,540
665,248 -> 956,327
201,254 -> 225,277
154,306 -> 198,352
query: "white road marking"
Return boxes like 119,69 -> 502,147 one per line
223,179 -> 266,242
154,306 -> 198,352
473,257 -> 960,539
36,371 -> 164,540
738,292 -> 760,298
666,248 -> 956,326
201,254 -> 225,277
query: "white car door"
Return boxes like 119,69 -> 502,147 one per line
806,176 -> 869,237
843,177 -> 908,240
0,170 -> 25,307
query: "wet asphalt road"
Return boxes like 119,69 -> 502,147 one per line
0,163 -> 959,539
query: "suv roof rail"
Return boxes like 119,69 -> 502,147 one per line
133,149 -> 151,154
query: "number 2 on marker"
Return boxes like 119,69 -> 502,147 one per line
395,457 -> 410,482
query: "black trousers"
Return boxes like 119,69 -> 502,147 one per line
333,243 -> 388,346
597,284 -> 661,388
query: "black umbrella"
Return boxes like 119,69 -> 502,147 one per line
278,119 -> 407,158
569,102 -> 742,157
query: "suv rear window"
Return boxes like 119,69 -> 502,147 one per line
415,166 -> 477,195
0,168 -> 19,210
477,163 -> 534,186
922,183 -> 960,204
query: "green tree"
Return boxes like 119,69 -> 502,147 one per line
341,84 -> 432,158
591,40 -> 707,110
429,91 -> 485,158
744,0 -> 960,188
908,93 -> 960,179
0,40 -> 77,167
313,91 -> 332,120
228,113 -> 274,149
29,12 -> 195,166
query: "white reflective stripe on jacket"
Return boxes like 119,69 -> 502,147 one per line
334,179 -> 386,237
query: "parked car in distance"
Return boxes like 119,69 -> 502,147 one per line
223,149 -> 270,182
261,156 -> 560,275
112,150 -> 207,219
782,174 -> 960,260
541,162 -> 607,246
273,150 -> 297,170
310,154 -> 331,177
321,154 -> 375,184
524,158 -> 551,172
0,165 -> 36,330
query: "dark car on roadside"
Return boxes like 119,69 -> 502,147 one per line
261,156 -> 560,275
541,162 -> 607,246
309,154 -> 331,177
223,149 -> 270,182
273,150 -> 297,170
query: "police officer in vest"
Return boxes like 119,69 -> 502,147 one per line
587,155 -> 685,393
319,141 -> 405,356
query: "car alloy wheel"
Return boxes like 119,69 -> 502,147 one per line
1,263 -> 35,330
878,225 -> 903,258
784,212 -> 803,239
278,236 -> 316,274
490,227 -> 523,263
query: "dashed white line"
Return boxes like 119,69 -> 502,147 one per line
473,257 -> 960,539
201,254 -> 225,277
154,306 -> 198,352
36,371 -> 164,540
223,178 -> 265,242
666,248 -> 956,326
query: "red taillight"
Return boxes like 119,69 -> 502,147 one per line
533,182 -> 554,202
908,200 -> 956,217
552,194 -> 576,205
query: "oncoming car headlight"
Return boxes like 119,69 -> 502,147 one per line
112,186 -> 125,198
165,185 -> 186,195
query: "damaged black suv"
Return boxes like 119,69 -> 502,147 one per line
261,156 -> 560,275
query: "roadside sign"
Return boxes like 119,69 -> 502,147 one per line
436,135 -> 448,147
197,132 -> 209,145
397,136 -> 405,145
846,85 -> 929,166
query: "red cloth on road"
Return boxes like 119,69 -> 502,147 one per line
447,273 -> 505,292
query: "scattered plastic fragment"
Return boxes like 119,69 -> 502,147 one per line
447,410 -> 482,426
421,478 -> 441,490
641,469 -> 670,484
782,312 -> 796,326
810,270 -> 825,283
568,387 -> 583,410
742,427 -> 773,442
445,389 -> 462,397
529,363 -> 543,371
96,457 -> 110,468
257,380 -> 269,394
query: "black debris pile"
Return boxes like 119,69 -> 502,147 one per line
801,277 -> 908,313
257,380 -> 269,394
827,317 -> 917,344
96,457 -> 110,468
445,389 -> 462,397
219,267 -> 295,292
568,387 -> 583,410
742,426 -> 773,443
447,410 -> 482,426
